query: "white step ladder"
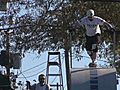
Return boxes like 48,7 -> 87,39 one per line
46,52 -> 64,90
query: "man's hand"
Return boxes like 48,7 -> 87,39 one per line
104,21 -> 115,32
110,27 -> 115,32
109,24 -> 115,32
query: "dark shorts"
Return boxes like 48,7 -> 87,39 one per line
85,34 -> 100,52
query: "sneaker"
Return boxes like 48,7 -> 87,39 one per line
89,63 -> 97,67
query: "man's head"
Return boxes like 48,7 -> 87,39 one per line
86,9 -> 94,20
38,74 -> 46,85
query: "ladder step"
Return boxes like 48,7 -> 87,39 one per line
48,52 -> 60,55
48,74 -> 61,76
48,62 -> 59,65
50,84 -> 63,87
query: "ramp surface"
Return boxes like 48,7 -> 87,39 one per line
71,68 -> 117,90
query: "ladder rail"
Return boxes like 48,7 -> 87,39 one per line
46,51 -> 64,90
58,54 -> 64,90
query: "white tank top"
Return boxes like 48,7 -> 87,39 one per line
35,83 -> 50,90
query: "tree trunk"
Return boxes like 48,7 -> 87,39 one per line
65,48 -> 71,90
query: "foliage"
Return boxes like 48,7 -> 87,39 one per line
0,0 -> 120,69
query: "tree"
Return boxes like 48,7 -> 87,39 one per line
1,0 -> 120,55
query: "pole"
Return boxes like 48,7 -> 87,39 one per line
70,48 -> 72,68
69,30 -> 73,68
4,30 -> 11,90
64,49 -> 71,90
64,35 -> 71,90
6,30 -> 10,76
64,29 -> 72,90
113,31 -> 116,65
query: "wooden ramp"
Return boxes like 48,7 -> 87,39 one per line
71,68 -> 117,90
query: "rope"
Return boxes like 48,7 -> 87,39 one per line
18,68 -> 47,78
18,61 -> 47,75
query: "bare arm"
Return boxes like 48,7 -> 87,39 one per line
104,21 -> 115,31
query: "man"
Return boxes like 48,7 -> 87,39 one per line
31,74 -> 51,90
77,9 -> 114,67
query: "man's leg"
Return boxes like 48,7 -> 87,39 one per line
88,43 -> 98,67
87,51 -> 96,63
88,42 -> 98,67
91,52 -> 97,63
88,51 -> 97,67
91,34 -> 100,63
85,35 -> 97,67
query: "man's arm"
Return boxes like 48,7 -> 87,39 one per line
104,21 -> 115,32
